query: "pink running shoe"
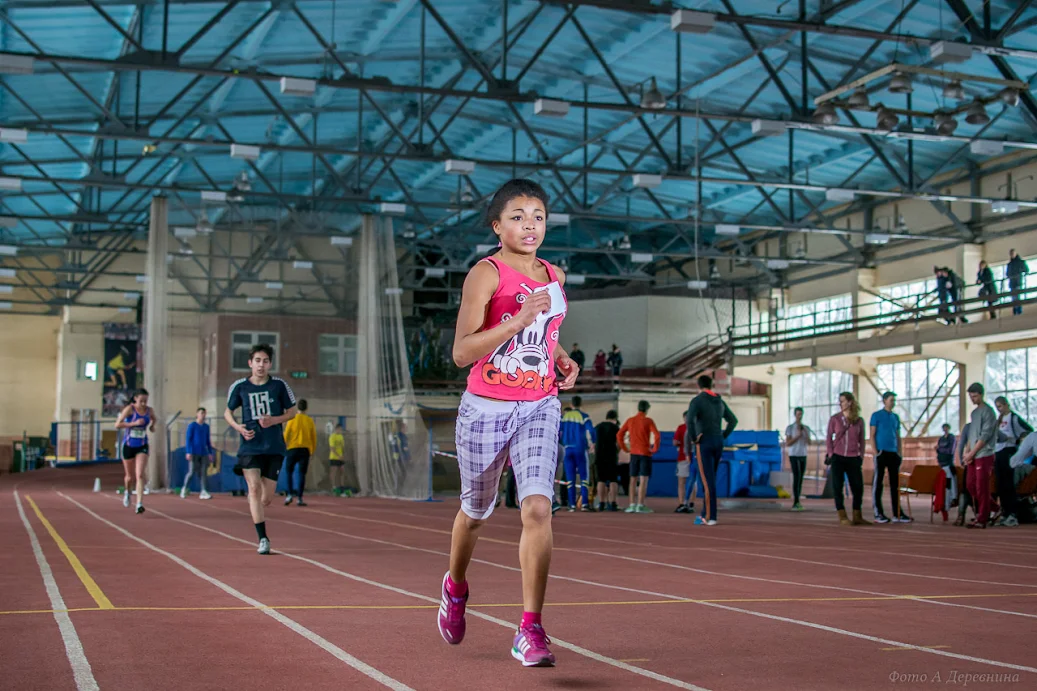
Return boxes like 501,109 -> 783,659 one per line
437,572 -> 468,645
511,623 -> 556,667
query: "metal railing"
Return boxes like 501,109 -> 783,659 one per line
730,285 -> 1037,356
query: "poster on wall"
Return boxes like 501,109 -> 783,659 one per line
102,322 -> 141,417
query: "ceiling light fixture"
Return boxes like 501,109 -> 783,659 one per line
933,112 -> 958,136
812,101 -> 839,125
999,88 -> 1020,107
876,105 -> 899,130
942,80 -> 965,100
847,88 -> 869,109
965,100 -> 990,125
640,77 -> 667,110
888,72 -> 913,94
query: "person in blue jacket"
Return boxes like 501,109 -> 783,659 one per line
182,407 -> 214,500
559,396 -> 597,511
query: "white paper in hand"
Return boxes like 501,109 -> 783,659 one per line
532,281 -> 566,319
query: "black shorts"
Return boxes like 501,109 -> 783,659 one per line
123,444 -> 148,460
630,454 -> 653,477
329,459 -> 345,468
234,454 -> 283,481
595,454 -> 619,484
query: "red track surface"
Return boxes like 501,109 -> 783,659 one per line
4,464 -> 1036,690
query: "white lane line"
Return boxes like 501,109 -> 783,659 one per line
14,490 -> 99,691
60,494 -> 412,691
170,497 -> 1037,674
125,496 -> 709,691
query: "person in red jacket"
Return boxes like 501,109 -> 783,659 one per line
618,400 -> 660,513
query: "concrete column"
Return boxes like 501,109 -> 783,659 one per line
962,243 -> 984,303
144,196 -> 169,489
855,268 -> 878,339
770,368 -> 789,432
925,341 -> 987,432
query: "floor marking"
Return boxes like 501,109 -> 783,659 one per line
62,495 -> 413,691
159,497 -> 1037,676
303,505 -> 1037,620
882,645 -> 951,652
13,491 -> 99,691
3,592 -> 1037,618
125,496 -> 711,691
24,495 -> 113,610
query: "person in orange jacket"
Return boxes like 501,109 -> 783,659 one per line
617,400 -> 660,513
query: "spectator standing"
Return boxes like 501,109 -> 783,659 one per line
569,344 -> 586,372
674,411 -> 701,513
935,423 -> 956,509
934,266 -> 950,323
607,345 -> 623,377
826,392 -> 869,526
559,396 -> 596,512
953,420 -> 972,526
993,396 -> 1032,527
962,383 -> 997,529
592,350 -> 607,377
594,411 -> 621,512
784,407 -> 812,511
945,268 -> 967,324
618,400 -> 660,513
1006,249 -> 1029,315
687,375 -> 738,526
870,392 -> 911,523
977,260 -> 998,320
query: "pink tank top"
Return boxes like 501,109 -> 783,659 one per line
465,257 -> 567,401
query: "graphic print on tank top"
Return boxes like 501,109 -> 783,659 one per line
480,278 -> 566,393
126,409 -> 150,446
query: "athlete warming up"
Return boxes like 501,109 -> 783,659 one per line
438,179 -> 578,667
224,344 -> 297,555
115,388 -> 155,514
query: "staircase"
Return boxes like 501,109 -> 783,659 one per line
653,334 -> 731,380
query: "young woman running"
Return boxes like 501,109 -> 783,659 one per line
115,389 -> 155,514
437,179 -> 579,667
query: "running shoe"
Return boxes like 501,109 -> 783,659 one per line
635,505 -> 654,513
1002,515 -> 1019,527
567,506 -> 575,513
199,491 -> 212,500
258,537 -> 271,554
284,495 -> 294,506
608,502 -> 619,512
874,514 -> 890,524
624,504 -> 639,513
180,487 -> 188,499
892,514 -> 913,523
791,502 -> 805,511
437,572 -> 468,645
674,504 -> 688,513
135,504 -> 145,515
123,492 -> 130,508
297,499 -> 308,507
511,623 -> 556,667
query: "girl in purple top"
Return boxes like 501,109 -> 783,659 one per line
826,391 -> 869,526
115,388 -> 155,514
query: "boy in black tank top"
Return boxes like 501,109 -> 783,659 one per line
224,344 -> 297,555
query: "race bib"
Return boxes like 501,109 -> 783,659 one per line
129,428 -> 146,439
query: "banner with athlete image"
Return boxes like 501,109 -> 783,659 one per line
102,322 -> 141,417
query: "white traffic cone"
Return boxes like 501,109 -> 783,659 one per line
93,478 -> 101,493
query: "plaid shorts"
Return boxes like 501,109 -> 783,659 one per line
455,392 -> 561,520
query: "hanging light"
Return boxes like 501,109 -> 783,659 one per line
942,80 -> 965,100
640,77 -> 667,110
965,100 -> 990,125
234,170 -> 251,192
847,88 -> 869,109
999,88 -> 1020,107
876,105 -> 899,130
812,101 -> 839,125
888,72 -> 913,94
933,112 -> 958,136
196,210 -> 213,234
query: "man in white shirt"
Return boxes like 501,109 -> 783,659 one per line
784,407 -> 812,511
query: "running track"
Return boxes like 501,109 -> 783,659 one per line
3,465 -> 1035,690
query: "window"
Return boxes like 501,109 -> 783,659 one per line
231,331 -> 278,371
319,334 -> 357,375
789,370 -> 853,436
77,359 -> 98,381
780,294 -> 852,337
875,359 -> 960,435
878,278 -> 938,320
986,346 -> 1037,421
